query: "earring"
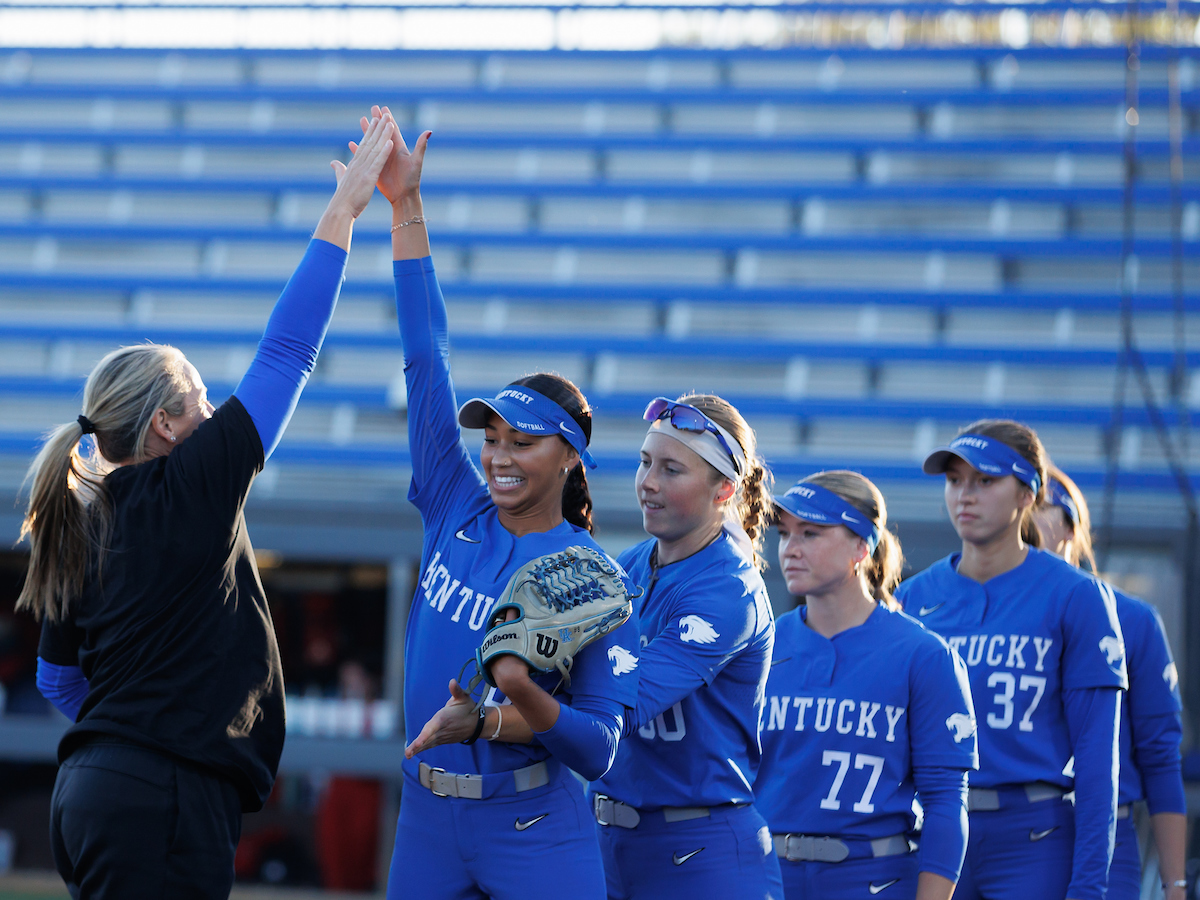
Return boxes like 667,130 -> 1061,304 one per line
170,436 -> 176,443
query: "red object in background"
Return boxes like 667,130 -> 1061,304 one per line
316,776 -> 382,891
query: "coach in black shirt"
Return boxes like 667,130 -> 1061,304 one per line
23,113 -> 397,900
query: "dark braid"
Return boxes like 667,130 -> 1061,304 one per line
510,373 -> 595,534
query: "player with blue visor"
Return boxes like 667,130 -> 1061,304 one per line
1033,465 -> 1187,900
757,471 -> 977,900
895,420 -> 1127,900
359,106 -> 641,900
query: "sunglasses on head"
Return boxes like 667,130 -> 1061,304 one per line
643,397 -> 743,477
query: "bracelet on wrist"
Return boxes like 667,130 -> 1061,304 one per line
391,216 -> 427,232
1166,879 -> 1188,889
487,706 -> 504,741
461,705 -> 487,745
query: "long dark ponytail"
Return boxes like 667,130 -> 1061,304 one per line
510,373 -> 595,534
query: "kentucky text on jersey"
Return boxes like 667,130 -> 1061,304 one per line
419,551 -> 498,631
765,696 -> 906,743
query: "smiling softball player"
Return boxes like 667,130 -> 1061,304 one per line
895,420 -> 1128,900
365,106 -> 641,900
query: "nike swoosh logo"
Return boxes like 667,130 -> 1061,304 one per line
455,529 -> 481,543
514,814 -> 548,831
559,422 -> 576,435
770,657 -> 792,667
672,848 -> 704,866
1029,827 -> 1056,842
869,881 -> 900,895
841,511 -> 860,524
918,604 -> 944,616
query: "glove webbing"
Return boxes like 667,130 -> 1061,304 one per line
523,554 -> 615,612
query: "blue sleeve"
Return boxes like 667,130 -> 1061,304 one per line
913,766 -> 969,882
1064,686 -> 1121,900
533,693 -> 623,781
1134,711 -> 1186,815
234,239 -> 347,459
1124,601 -> 1185,815
393,257 -> 484,520
621,648 -> 706,735
1062,579 -> 1128,691
36,658 -> 88,722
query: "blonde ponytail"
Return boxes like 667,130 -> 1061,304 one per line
17,344 -> 190,621
677,393 -> 774,571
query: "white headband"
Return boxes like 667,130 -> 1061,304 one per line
647,417 -> 746,484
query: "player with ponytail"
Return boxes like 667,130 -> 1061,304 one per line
588,393 -> 782,899
364,105 -> 639,900
895,420 -> 1127,900
1034,465 -> 1186,900
27,111 -> 397,899
756,470 -> 977,900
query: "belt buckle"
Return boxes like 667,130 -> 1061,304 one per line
593,793 -> 612,826
427,766 -> 450,798
784,834 -> 810,861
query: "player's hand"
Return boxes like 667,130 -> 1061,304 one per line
328,112 -> 394,219
403,678 -> 477,758
349,104 -> 429,205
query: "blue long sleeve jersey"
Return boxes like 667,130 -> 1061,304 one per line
895,549 -> 1128,900
394,256 -> 640,782
590,533 -> 775,809
36,238 -> 348,722
1106,584 -> 1185,814
755,605 -> 978,882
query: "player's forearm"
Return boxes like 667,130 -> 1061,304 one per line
1151,812 -> 1188,890
915,872 -> 955,900
533,702 -> 621,781
1063,686 -> 1121,900
391,192 -> 430,261
493,665 -> 560,733
235,239 -> 346,458
1136,710 -> 1186,815
912,765 -> 969,882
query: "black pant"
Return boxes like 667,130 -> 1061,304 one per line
50,739 -> 242,900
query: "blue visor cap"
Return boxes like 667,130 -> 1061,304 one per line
774,481 -> 880,554
458,386 -> 597,469
922,433 -> 1041,495
1049,479 -> 1080,524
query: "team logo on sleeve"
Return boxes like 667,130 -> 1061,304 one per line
1099,635 -> 1125,667
945,713 -> 976,743
1164,662 -> 1179,691
608,646 -> 638,675
679,615 -> 720,644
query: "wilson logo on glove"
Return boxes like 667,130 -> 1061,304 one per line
462,545 -> 637,706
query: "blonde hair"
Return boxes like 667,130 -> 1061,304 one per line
677,393 -> 773,572
1042,462 -> 1096,573
958,419 -> 1048,549
802,470 -> 905,610
17,344 -> 191,622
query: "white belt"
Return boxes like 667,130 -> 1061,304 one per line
417,760 -> 549,800
1117,803 -> 1131,820
593,794 -> 736,828
967,782 -> 1065,812
772,833 -> 914,863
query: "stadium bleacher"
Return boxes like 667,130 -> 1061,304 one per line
0,43 -> 1196,524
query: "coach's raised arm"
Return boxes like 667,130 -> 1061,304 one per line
19,112 -> 395,900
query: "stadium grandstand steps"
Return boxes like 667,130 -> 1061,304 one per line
0,45 -> 1196,521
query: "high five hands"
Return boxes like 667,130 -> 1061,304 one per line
350,104 -> 431,205
314,111 -> 396,249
